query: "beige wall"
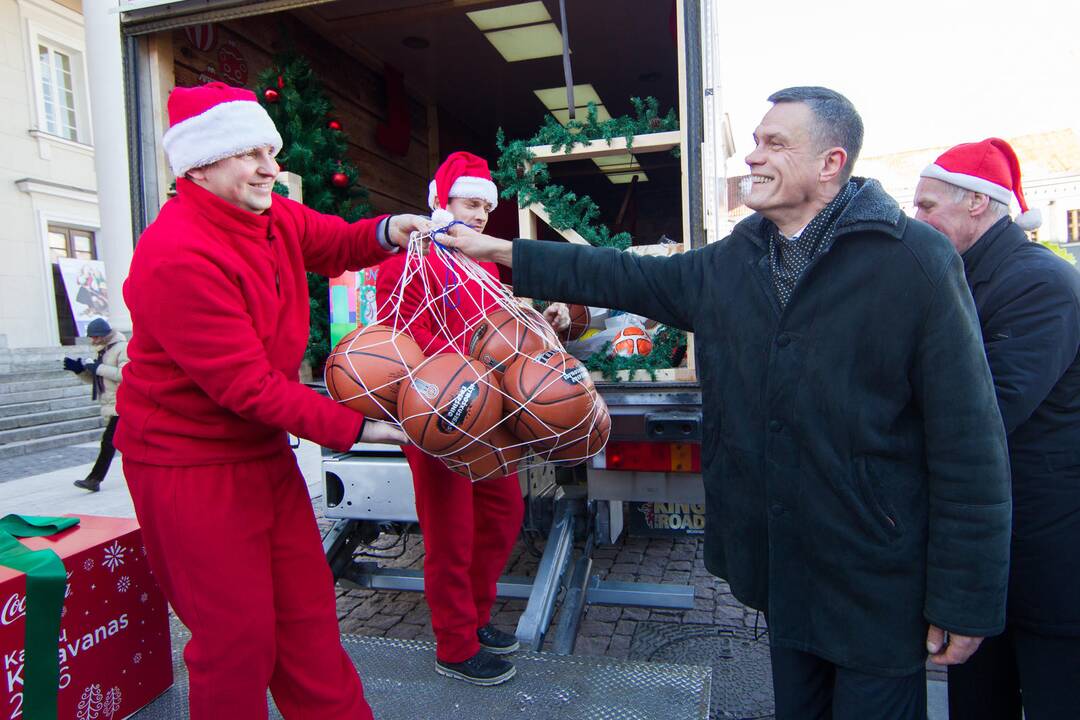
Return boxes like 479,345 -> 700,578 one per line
0,0 -> 98,348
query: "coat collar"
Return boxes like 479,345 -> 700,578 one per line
732,177 -> 906,251
175,177 -> 274,240
961,218 -> 1026,288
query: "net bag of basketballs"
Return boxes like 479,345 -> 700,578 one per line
324,228 -> 610,482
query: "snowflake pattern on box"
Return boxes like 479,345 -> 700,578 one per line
83,557 -> 94,571
103,686 -> 123,719
132,652 -> 143,665
77,683 -> 103,719
140,592 -> 148,604
102,541 -> 126,573
116,576 -> 131,593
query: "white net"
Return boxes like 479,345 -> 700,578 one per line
325,228 -> 610,481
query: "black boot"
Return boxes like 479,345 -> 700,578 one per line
435,649 -> 516,686
478,624 -> 520,654
74,478 -> 101,492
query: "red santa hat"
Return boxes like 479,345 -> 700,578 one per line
428,151 -> 499,226
162,81 -> 283,177
920,138 -> 1042,231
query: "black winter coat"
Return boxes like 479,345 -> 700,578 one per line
512,178 -> 1012,675
962,218 -> 1080,636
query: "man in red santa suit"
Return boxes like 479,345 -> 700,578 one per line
116,81 -> 434,719
376,151 -> 568,685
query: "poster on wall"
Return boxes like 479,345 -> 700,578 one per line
328,267 -> 380,348
57,258 -> 109,337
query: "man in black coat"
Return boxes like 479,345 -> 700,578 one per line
442,87 -> 1012,719
914,138 -> 1080,720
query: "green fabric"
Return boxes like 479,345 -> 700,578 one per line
0,514 -> 80,720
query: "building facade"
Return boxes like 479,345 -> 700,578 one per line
1,0 -> 103,349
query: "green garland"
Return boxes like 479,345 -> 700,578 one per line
584,324 -> 687,381
504,98 -> 687,377
493,97 -> 678,251
256,53 -> 373,368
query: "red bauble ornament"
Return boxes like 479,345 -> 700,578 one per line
328,119 -> 342,131
331,171 -> 349,188
263,88 -> 279,103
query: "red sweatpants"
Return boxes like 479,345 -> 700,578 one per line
404,446 -> 525,663
124,449 -> 373,720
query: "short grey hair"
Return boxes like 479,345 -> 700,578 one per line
767,86 -> 864,182
947,184 -> 1011,221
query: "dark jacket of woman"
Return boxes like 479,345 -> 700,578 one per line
511,178 -> 1011,675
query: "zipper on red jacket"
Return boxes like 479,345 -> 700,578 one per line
267,229 -> 281,295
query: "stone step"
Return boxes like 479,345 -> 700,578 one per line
0,369 -> 78,384
0,384 -> 89,406
0,416 -> 104,444
0,427 -> 105,460
0,404 -> 100,432
0,374 -> 84,395
0,395 -> 94,418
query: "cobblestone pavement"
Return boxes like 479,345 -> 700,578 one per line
332,530 -> 761,650
0,443 -> 100,482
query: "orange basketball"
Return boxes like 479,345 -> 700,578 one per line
397,354 -> 502,456
541,400 -> 611,465
445,427 -> 526,481
502,349 -> 596,450
560,304 -> 591,343
325,325 -> 425,421
468,308 -> 546,376
612,326 -> 652,357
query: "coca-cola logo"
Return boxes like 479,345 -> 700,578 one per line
1,593 -> 26,625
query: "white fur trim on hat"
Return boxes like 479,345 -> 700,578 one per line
1015,208 -> 1043,231
427,177 -> 499,211
919,163 -> 1014,206
163,100 -> 283,176
430,208 -> 455,227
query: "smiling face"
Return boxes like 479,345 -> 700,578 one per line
187,146 -> 279,214
744,102 -> 845,234
445,196 -> 492,232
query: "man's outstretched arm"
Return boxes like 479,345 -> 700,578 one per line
440,226 -> 704,332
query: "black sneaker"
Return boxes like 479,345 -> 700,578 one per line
74,478 -> 101,492
435,649 -> 516,686
477,624 -> 520,655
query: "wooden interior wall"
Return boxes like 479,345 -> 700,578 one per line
171,13 -> 433,216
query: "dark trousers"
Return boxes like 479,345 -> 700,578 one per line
86,415 -> 118,482
770,643 -> 927,720
947,624 -> 1080,720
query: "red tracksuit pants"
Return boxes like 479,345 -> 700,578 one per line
124,449 -> 373,720
404,446 -> 525,663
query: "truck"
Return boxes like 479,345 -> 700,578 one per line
116,0 -> 728,667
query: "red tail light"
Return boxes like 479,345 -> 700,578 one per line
601,441 -> 701,473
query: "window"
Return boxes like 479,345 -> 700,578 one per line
48,224 -> 96,263
1069,210 -> 1080,244
34,37 -> 86,143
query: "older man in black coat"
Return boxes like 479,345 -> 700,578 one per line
915,138 -> 1080,720
443,87 -> 1011,719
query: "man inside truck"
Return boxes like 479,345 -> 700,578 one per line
116,81 -> 435,719
438,86 -> 1012,719
375,151 -> 569,686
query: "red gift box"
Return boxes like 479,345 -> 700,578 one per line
0,516 -> 172,719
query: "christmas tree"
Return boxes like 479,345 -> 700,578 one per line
256,54 -> 372,368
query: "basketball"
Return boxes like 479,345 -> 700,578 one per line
561,304 -> 591,343
468,308 -> 546,376
502,349 -> 596,450
445,427 -> 525,481
325,324 -> 425,421
397,354 -> 503,456
612,326 -> 652,357
542,400 -> 611,465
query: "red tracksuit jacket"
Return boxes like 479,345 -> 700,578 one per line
115,178 -> 394,465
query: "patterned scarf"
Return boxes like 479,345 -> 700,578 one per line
768,180 -> 856,309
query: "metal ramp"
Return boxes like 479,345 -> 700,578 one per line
134,619 -> 712,720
